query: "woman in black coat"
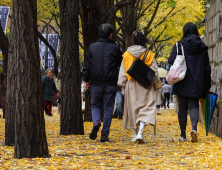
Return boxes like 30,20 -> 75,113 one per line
168,22 -> 211,142
42,69 -> 59,116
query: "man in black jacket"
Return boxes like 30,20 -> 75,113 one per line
83,23 -> 123,142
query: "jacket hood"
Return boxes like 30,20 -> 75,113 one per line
181,34 -> 208,55
127,45 -> 147,58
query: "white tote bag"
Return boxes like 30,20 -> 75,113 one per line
167,42 -> 187,85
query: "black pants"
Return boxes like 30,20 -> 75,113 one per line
163,93 -> 170,108
178,96 -> 199,131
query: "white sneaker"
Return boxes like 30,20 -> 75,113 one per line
136,131 -> 145,143
131,133 -> 137,142
191,130 -> 198,142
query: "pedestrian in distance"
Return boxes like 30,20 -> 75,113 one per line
168,22 -> 211,142
42,69 -> 59,116
171,85 -> 178,114
161,81 -> 171,109
118,30 -> 162,143
83,23 -> 123,142
156,88 -> 162,115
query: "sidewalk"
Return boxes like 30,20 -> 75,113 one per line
0,109 -> 221,169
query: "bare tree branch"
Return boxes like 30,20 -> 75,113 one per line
137,0 -> 155,20
144,0 -> 161,35
40,20 -> 61,38
79,41 -> 84,50
156,37 -> 172,43
105,0 -> 135,23
154,25 -> 167,43
147,7 -> 184,35
40,16 -> 54,34
116,0 -> 140,33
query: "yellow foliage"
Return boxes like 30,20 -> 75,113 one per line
0,109 -> 221,169
140,0 -> 205,62
156,57 -> 167,63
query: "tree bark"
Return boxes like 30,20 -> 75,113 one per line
7,0 -> 49,158
79,0 -> 109,122
0,21 -> 9,119
59,0 -> 84,135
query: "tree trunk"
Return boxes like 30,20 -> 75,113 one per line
79,0 -> 109,122
0,20 -> 9,119
8,0 -> 49,158
59,0 -> 84,135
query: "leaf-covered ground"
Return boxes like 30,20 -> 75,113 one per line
0,109 -> 222,169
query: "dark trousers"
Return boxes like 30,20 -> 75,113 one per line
163,92 -> 170,108
43,100 -> 52,114
91,85 -> 116,137
178,96 -> 199,131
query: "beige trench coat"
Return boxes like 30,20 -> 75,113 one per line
118,48 -> 160,129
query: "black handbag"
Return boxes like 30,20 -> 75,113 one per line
127,49 -> 155,89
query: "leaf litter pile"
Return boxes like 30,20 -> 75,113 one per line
0,109 -> 222,169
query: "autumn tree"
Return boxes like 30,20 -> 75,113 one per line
7,0 -> 48,158
59,0 -> 84,135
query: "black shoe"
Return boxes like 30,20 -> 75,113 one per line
89,123 -> 100,140
167,106 -> 170,109
157,113 -> 161,115
119,116 -> 123,119
164,106 -> 166,109
100,135 -> 109,142
46,113 -> 53,116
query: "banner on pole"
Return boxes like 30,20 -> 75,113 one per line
38,34 -> 60,70
0,6 -> 10,53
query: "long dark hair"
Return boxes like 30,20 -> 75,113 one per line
182,22 -> 199,39
131,31 -> 149,47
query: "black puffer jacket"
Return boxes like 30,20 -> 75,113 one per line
83,38 -> 123,86
168,34 -> 211,98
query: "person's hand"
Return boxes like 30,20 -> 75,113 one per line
84,83 -> 89,91
57,93 -> 59,97
121,88 -> 125,97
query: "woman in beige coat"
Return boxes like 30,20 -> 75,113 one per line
118,31 -> 162,143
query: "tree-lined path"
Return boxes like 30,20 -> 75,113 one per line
0,109 -> 221,169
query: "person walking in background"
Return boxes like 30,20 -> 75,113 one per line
118,31 -> 162,143
156,88 -> 162,115
83,23 -> 123,142
42,69 -> 59,116
171,85 -> 178,114
116,87 -> 124,119
56,72 -> 61,114
168,22 -> 211,142
161,82 -> 171,109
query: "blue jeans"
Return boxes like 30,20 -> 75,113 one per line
91,85 -> 116,137
116,91 -> 123,116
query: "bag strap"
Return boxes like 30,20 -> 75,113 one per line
142,49 -> 149,62
176,42 -> 184,56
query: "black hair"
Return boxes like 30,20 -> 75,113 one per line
132,31 -> 149,47
183,22 -> 199,39
99,23 -> 114,38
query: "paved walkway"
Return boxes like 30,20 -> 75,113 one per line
0,109 -> 221,169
